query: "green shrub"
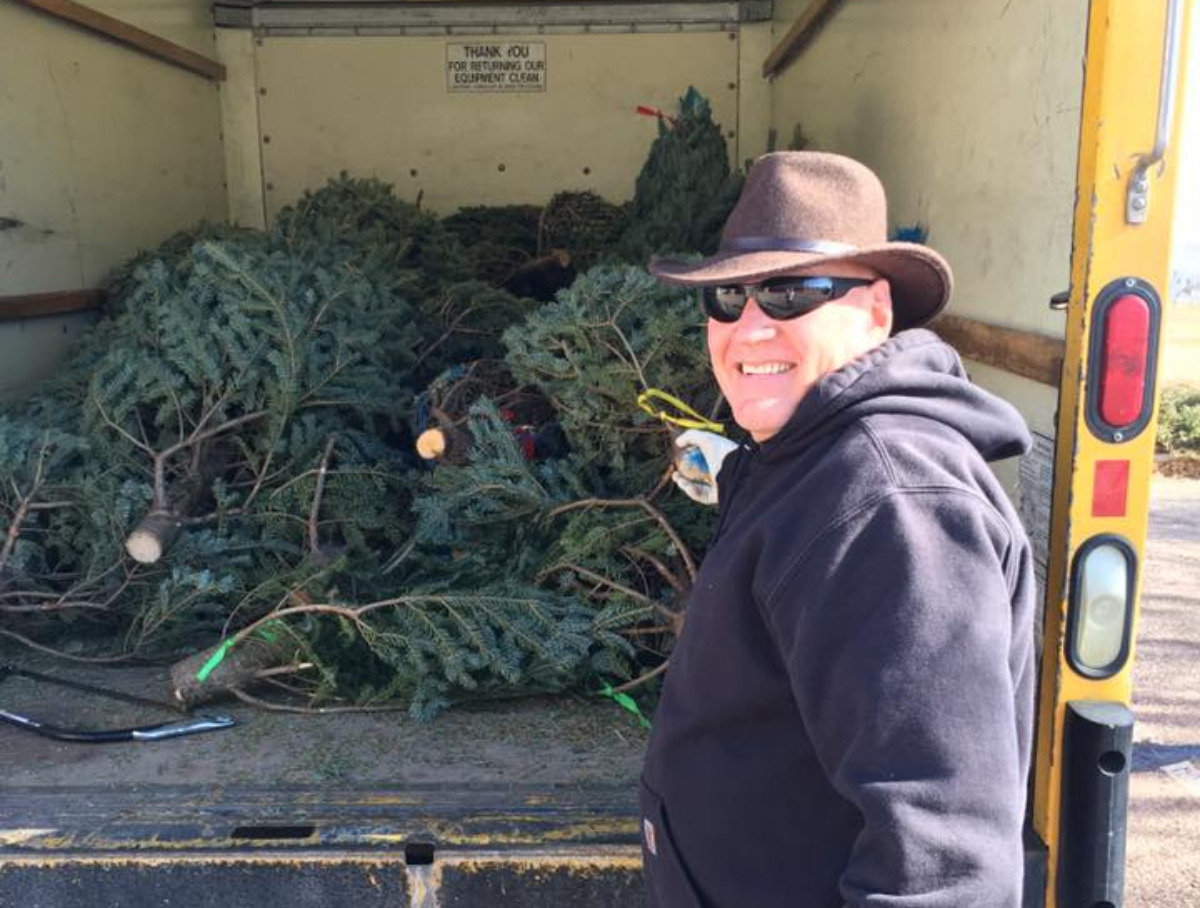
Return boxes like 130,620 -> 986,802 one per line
1158,383 -> 1200,454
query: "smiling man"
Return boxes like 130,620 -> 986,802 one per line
640,152 -> 1037,908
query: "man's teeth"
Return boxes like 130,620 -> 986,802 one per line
740,362 -> 793,375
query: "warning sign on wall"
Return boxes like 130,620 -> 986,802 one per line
446,42 -> 547,93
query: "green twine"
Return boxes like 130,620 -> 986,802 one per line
597,682 -> 651,730
195,622 -> 284,683
195,639 -> 235,683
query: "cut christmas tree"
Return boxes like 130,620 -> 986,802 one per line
1,88 -> 739,719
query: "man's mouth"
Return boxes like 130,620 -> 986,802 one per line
738,362 -> 795,376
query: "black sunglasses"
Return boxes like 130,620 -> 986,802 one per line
700,276 -> 874,323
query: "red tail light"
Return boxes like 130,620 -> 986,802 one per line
1086,279 -> 1160,443
1097,295 -> 1151,427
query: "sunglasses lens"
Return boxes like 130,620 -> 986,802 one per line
701,286 -> 747,323
701,278 -> 870,322
754,278 -> 831,319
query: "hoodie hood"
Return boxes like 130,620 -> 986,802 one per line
758,329 -> 1032,465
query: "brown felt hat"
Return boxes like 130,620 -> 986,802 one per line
650,152 -> 953,330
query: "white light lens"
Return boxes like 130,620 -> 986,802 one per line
1073,543 -> 1130,670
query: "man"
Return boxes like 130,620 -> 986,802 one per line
640,152 -> 1035,907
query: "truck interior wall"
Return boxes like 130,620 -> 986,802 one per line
77,0 -> 219,57
220,30 -> 755,219
766,0 -> 1085,349
0,0 -> 227,397
763,0 -> 1090,573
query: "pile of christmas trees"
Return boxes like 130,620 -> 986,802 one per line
0,89 -> 741,718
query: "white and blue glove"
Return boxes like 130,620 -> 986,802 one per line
672,429 -> 738,506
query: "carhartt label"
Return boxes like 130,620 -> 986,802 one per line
643,817 -> 657,856
446,43 -> 546,93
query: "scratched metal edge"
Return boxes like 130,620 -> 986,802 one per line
0,849 -> 646,908
0,845 -> 642,866
0,783 -> 641,853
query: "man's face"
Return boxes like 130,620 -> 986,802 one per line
706,263 -> 893,442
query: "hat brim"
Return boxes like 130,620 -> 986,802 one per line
649,242 -> 953,331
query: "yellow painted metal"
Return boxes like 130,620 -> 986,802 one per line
1032,0 -> 1192,904
252,33 -> 742,217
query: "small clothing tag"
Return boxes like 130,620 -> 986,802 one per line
643,818 -> 658,856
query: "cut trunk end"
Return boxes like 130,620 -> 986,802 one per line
125,510 -> 182,564
171,630 -> 297,707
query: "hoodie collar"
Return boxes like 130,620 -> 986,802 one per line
755,329 -> 1030,464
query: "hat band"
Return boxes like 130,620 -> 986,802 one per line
725,237 -> 858,255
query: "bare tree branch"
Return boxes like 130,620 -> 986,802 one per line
308,436 -> 336,558
0,438 -> 49,575
612,659 -> 669,693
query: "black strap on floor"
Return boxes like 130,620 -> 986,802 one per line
2,664 -> 186,713
0,665 -> 234,743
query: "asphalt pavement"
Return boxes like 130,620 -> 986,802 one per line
1126,477 -> 1200,908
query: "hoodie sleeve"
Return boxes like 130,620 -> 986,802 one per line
762,488 -> 1027,908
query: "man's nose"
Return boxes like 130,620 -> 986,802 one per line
734,296 -> 777,342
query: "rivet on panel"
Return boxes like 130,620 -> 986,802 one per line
728,82 -> 736,90
266,183 -> 274,191
263,136 -> 271,144
259,87 -> 267,96
410,169 -> 419,177
582,167 -> 591,175
498,164 -> 506,172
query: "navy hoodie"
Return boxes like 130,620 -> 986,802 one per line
640,330 -> 1036,908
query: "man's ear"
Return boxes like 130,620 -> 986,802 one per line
870,279 -> 894,338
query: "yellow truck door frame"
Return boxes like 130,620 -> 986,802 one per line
1033,0 -> 1192,905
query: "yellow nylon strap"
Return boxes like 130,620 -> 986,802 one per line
636,389 -> 725,434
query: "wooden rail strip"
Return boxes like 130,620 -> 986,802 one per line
0,289 -> 105,323
762,0 -> 845,79
931,314 -> 1065,388
12,0 -> 226,82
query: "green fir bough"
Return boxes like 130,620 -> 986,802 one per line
2,101 -> 737,716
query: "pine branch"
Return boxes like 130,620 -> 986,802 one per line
548,497 -> 696,581
541,562 -> 656,607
